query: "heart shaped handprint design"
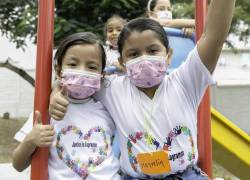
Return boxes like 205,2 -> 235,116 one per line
56,125 -> 108,179
127,126 -> 195,173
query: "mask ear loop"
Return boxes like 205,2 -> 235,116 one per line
101,73 -> 105,82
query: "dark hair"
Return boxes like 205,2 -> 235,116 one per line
147,0 -> 158,11
54,32 -> 106,76
104,14 -> 127,37
117,17 -> 169,58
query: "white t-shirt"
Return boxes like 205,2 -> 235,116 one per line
95,46 -> 213,178
14,99 -> 120,180
104,45 -> 120,67
14,112 -> 34,142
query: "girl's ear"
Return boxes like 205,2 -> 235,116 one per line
166,48 -> 173,66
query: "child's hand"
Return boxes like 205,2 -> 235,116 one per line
182,28 -> 195,38
49,86 -> 69,120
26,111 -> 54,147
111,61 -> 126,73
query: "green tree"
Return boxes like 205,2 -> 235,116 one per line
1,0 -> 249,49
172,0 -> 250,48
0,0 -> 37,49
0,0 -> 149,48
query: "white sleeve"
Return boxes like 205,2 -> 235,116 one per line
173,46 -> 214,107
14,112 -> 33,142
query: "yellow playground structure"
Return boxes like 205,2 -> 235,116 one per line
211,108 -> 250,179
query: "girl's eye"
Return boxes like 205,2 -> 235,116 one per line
88,65 -> 98,70
68,63 -> 77,67
128,52 -> 138,58
108,29 -> 113,33
149,49 -> 158,54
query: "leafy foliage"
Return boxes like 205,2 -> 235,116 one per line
0,0 -> 249,49
0,0 -> 37,49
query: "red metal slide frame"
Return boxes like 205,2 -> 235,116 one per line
195,0 -> 212,178
31,0 -> 54,180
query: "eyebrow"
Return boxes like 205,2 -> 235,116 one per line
107,25 -> 122,29
125,48 -> 139,53
66,56 -> 79,62
86,61 -> 99,65
147,44 -> 161,48
158,4 -> 171,8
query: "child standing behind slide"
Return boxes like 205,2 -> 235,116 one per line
104,15 -> 126,73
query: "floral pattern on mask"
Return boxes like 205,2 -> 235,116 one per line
60,69 -> 101,100
126,55 -> 167,88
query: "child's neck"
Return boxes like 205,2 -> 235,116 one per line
138,85 -> 159,99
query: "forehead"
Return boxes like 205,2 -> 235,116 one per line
155,0 -> 171,8
107,18 -> 124,28
64,44 -> 102,64
122,30 -> 164,51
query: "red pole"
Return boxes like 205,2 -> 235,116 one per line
31,0 -> 54,180
195,0 -> 212,177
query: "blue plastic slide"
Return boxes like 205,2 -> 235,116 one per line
165,27 -> 195,73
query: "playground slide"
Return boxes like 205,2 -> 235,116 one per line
211,108 -> 250,179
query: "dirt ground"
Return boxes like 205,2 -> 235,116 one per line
0,117 -> 26,163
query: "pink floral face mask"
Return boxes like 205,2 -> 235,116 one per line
126,55 -> 168,88
60,69 -> 101,100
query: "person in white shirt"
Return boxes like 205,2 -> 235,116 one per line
12,32 -> 120,180
49,0 -> 235,179
104,15 -> 126,73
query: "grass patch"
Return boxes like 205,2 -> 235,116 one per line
0,118 -> 27,163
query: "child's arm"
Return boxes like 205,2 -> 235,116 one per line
162,19 -> 195,28
111,61 -> 126,73
12,111 -> 54,172
149,16 -> 195,28
197,0 -> 235,73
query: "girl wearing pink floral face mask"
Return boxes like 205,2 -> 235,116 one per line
50,1 -> 235,178
12,32 -> 120,180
